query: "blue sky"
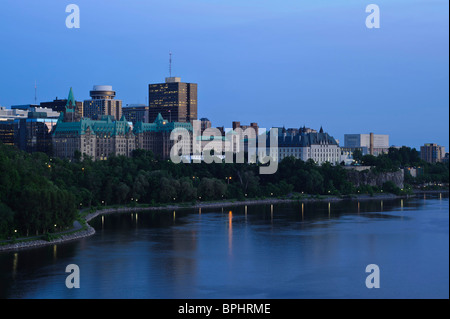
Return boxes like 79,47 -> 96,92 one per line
0,0 -> 448,150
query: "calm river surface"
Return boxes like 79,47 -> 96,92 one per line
0,194 -> 448,299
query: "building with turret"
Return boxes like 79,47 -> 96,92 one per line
53,88 -> 135,160
83,85 -> 122,121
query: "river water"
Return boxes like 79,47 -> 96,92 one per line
0,194 -> 448,299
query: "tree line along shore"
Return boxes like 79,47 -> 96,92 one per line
0,142 -> 448,242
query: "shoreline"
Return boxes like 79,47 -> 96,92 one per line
1,189 -> 448,253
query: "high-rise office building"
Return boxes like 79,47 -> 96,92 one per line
148,77 -> 197,123
344,133 -> 389,156
0,120 -> 15,146
420,143 -> 446,163
1,105 -> 59,151
122,104 -> 149,124
83,85 -> 122,120
14,112 -> 59,155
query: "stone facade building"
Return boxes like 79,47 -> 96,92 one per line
53,114 -> 135,161
133,113 -> 192,159
259,127 -> 341,165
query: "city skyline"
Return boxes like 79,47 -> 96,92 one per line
0,1 -> 448,302
0,0 -> 448,151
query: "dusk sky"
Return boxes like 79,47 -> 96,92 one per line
0,0 -> 448,150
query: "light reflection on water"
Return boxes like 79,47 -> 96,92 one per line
0,194 -> 448,299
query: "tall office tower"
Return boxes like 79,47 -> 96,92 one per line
420,143 -> 446,163
148,77 -> 197,123
122,104 -> 149,124
83,85 -> 122,120
0,120 -> 15,146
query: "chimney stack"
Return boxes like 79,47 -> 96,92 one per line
370,132 -> 374,155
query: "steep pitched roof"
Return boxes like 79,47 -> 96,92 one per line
133,113 -> 192,134
268,131 -> 339,147
53,114 -> 133,137
65,87 -> 76,111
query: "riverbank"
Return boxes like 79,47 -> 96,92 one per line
1,189 -> 447,253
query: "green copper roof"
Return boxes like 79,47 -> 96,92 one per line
53,115 -> 133,137
155,113 -> 164,123
133,113 -> 192,134
66,87 -> 76,108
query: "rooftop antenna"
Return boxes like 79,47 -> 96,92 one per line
34,80 -> 37,105
169,51 -> 172,77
